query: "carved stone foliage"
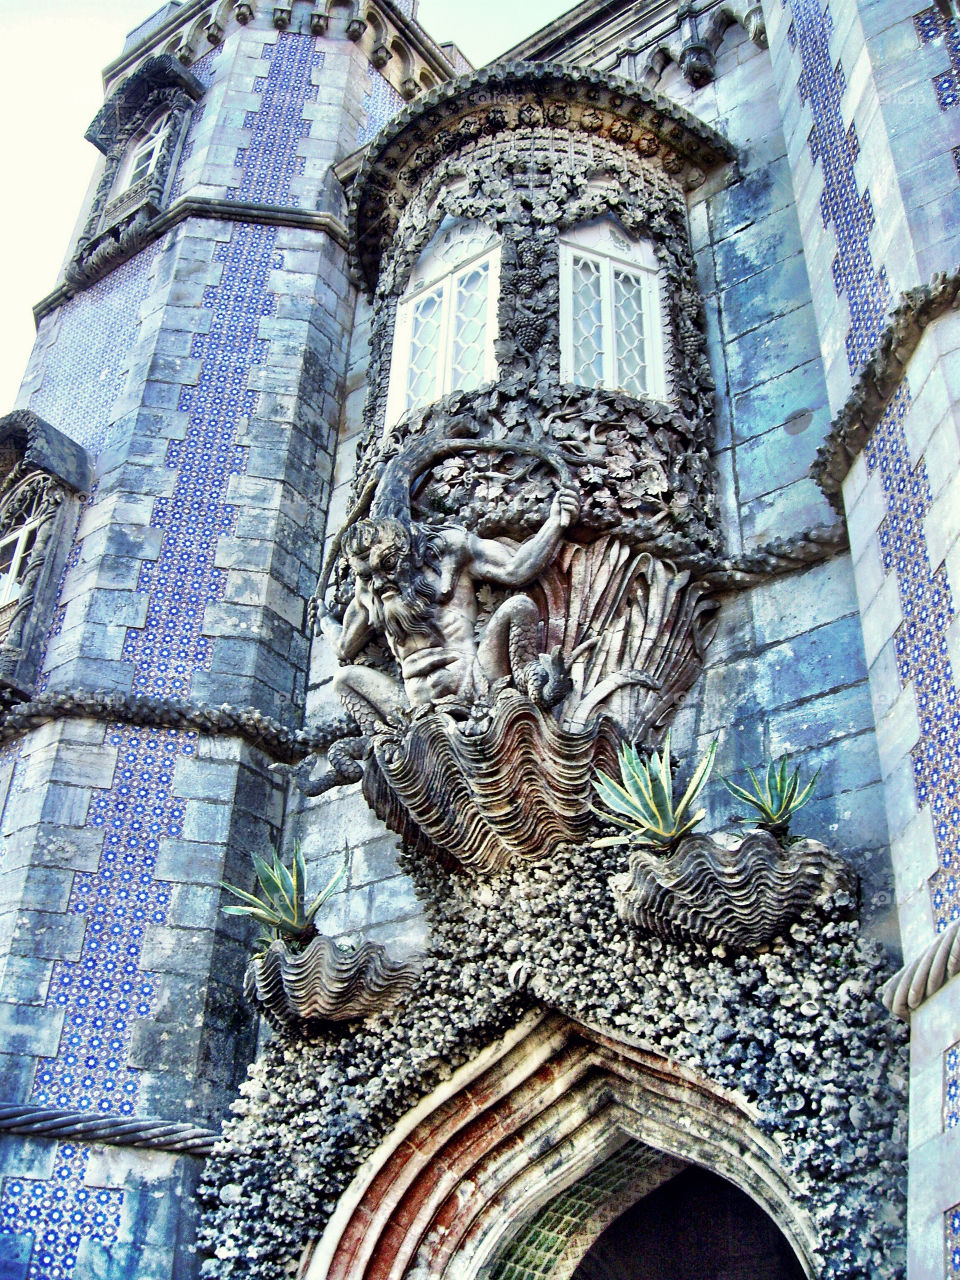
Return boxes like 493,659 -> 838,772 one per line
67,55 -> 204,292
361,691 -> 621,874
610,831 -> 854,951
362,128 -> 717,453
0,413 -> 91,696
243,936 -> 421,1031
349,62 -> 736,293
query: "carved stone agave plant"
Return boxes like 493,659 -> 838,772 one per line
592,729 -> 717,850
721,755 -> 821,838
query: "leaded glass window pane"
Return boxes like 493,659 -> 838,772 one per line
613,267 -> 647,396
571,256 -> 603,386
450,263 -> 489,391
406,286 -> 444,409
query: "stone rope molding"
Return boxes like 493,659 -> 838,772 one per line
0,688 -> 358,762
0,1103 -> 221,1157
881,919 -> 960,1021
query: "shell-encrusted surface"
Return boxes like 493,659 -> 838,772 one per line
244,936 -> 421,1030
610,831 -> 852,950
362,690 -> 621,874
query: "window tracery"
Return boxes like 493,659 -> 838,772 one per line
386,218 -> 501,424
559,218 -> 667,402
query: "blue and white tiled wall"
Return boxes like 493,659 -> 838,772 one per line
0,24 -> 360,1280
763,0 -> 960,1273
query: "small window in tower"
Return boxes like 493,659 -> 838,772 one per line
115,111 -> 168,195
0,483 -> 45,640
387,218 -> 500,424
559,218 -> 667,402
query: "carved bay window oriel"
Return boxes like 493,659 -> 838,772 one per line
559,217 -> 668,402
386,218 -> 500,425
66,55 -> 204,293
0,412 -> 92,697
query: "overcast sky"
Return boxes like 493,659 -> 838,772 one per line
0,0 -> 573,410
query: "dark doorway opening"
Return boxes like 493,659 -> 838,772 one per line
571,1167 -> 806,1280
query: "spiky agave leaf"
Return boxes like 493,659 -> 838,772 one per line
593,733 -> 717,852
721,756 -> 821,833
305,862 -> 346,923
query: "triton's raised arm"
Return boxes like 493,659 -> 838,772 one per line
466,488 -> 580,587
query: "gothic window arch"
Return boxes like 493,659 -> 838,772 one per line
0,413 -> 92,696
559,217 -> 668,402
386,218 -> 501,425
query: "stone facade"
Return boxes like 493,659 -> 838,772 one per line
0,0 -> 955,1278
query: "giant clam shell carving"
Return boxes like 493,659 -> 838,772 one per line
362,690 -> 621,874
610,831 -> 852,950
244,935 -> 421,1030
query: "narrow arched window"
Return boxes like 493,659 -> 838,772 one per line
0,480 -> 46,637
115,111 -> 168,195
559,218 -> 667,402
387,218 -> 500,424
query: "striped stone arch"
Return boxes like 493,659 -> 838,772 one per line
298,1013 -> 817,1280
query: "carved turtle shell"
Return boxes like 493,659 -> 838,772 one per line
610,830 -> 852,950
244,935 -> 421,1031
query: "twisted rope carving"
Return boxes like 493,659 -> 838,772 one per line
698,522 -> 849,590
0,688 -> 358,763
0,1103 -> 221,1156
882,920 -> 960,1021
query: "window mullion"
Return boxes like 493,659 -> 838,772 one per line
602,258 -> 617,389
440,275 -> 455,399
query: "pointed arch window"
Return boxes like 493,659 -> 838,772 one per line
387,219 -> 500,425
560,218 -> 667,402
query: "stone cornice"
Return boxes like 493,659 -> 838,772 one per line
811,266 -> 960,509
33,197 -> 348,323
350,60 -> 737,293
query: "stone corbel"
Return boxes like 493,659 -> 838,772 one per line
347,16 -> 367,40
273,5 -> 292,28
676,2 -> 716,87
206,20 -> 225,43
399,77 -> 419,100
235,0 -> 255,21
310,10 -> 328,35
371,41 -> 391,67
719,0 -> 767,47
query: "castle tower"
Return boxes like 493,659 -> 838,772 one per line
0,1 -> 957,1279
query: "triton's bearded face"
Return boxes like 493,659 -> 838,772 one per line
344,519 -> 440,639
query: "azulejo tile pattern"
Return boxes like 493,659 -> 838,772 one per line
945,1041 -> 960,1129
358,61 -> 405,146
789,0 -> 890,374
948,1204 -> 960,1278
28,250 -> 158,459
865,389 -> 958,935
0,31 -> 322,1279
915,6 -> 960,113
227,32 -> 323,206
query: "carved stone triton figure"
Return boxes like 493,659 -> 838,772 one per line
319,487 -> 580,732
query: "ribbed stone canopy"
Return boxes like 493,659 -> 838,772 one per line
348,61 -> 736,292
